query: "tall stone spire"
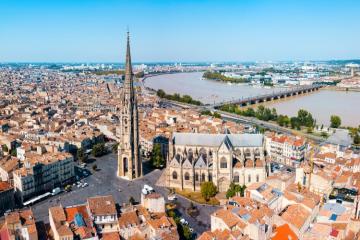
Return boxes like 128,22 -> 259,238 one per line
118,32 -> 142,180
125,31 -> 133,82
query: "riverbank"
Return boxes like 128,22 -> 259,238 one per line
323,86 -> 360,92
144,72 -> 360,126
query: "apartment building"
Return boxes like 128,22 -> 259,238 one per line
13,151 -> 74,202
265,133 -> 307,167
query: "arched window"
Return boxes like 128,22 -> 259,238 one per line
201,173 -> 206,182
233,172 -> 239,183
245,149 -> 251,158
220,157 -> 227,168
195,173 -> 199,181
209,172 -> 213,182
256,174 -> 259,182
123,158 -> 128,173
248,174 -> 251,183
172,171 -> 177,180
184,172 -> 190,181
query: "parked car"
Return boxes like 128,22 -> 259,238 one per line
143,184 -> 154,193
51,187 -> 61,196
168,194 -> 177,201
180,218 -> 188,225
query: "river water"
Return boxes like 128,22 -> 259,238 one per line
145,72 -> 360,127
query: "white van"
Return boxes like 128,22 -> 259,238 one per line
52,187 -> 61,196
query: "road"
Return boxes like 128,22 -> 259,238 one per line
30,153 -> 217,235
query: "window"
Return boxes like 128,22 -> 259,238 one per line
209,173 -> 213,182
201,173 -> 206,182
172,171 -> 177,180
248,174 -> 251,183
184,172 -> 190,181
256,174 -> 259,182
234,173 -> 239,183
195,173 -> 199,181
220,157 -> 227,168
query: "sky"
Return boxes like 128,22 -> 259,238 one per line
0,0 -> 359,62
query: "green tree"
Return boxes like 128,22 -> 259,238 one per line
200,181 -> 217,201
156,89 -> 166,98
354,133 -> 360,145
213,112 -> 221,118
182,225 -> 193,240
10,148 -> 17,157
92,143 -> 107,157
1,144 -> 8,153
330,115 -> 341,128
151,143 -> 165,168
297,109 -> 315,127
77,148 -> 88,163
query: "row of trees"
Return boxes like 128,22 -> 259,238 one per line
220,104 -> 326,131
200,110 -> 221,118
203,71 -> 248,83
156,89 -> 202,106
226,183 -> 247,199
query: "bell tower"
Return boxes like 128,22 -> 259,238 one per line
118,32 -> 142,180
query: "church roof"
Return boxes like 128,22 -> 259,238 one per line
172,133 -> 263,148
195,155 -> 207,168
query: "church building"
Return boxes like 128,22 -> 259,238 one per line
167,132 -> 267,192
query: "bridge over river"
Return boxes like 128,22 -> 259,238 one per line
212,85 -> 322,109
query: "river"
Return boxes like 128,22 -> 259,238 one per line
145,72 -> 360,127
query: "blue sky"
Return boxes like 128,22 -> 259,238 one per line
0,0 -> 359,62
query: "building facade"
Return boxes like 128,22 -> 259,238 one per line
13,152 -> 75,203
118,33 -> 142,180
167,133 -> 267,192
265,133 -> 307,167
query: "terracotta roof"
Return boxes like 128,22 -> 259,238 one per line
272,224 -> 298,240
87,195 -> 117,216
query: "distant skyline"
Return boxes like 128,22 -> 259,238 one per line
1,0 -> 360,62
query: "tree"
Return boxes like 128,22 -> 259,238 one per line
77,148 -> 88,163
330,115 -> 341,128
10,148 -> 17,157
297,109 -> 315,127
92,143 -> 107,157
1,144 -> 8,153
213,112 -> 221,118
156,89 -> 166,98
151,143 -> 165,168
200,181 -> 217,201
226,182 -> 243,199
354,133 -> 360,145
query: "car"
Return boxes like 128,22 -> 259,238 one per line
80,163 -> 87,168
189,228 -> 194,233
180,218 -> 188,225
168,194 -> 177,201
51,187 -> 61,196
82,182 -> 88,188
142,188 -> 149,195
144,184 -> 154,192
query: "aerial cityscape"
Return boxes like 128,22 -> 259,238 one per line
0,1 -> 360,240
